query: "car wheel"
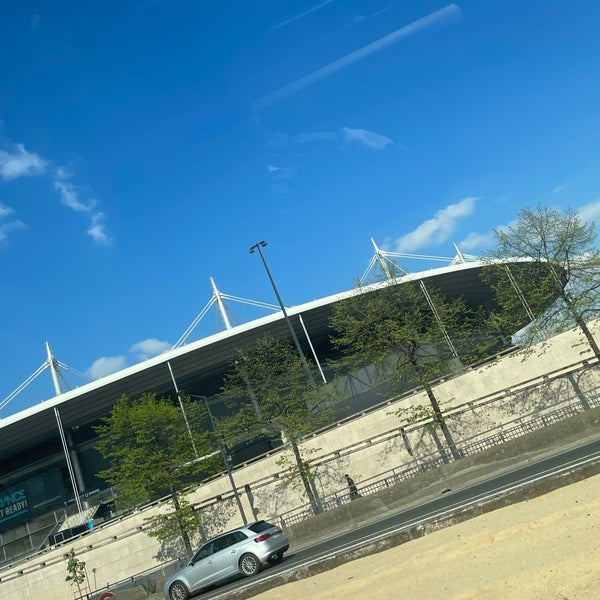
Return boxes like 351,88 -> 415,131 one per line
168,580 -> 189,600
239,553 -> 260,576
268,552 -> 283,565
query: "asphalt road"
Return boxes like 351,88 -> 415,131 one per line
192,436 -> 600,600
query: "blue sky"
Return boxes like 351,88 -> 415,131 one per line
2,0 -> 600,416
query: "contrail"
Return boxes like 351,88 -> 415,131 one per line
253,4 -> 462,111
270,0 -> 336,31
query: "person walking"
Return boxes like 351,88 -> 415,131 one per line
345,473 -> 360,500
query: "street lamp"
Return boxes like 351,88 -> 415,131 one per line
187,394 -> 248,525
249,241 -> 306,362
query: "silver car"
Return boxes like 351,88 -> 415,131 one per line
164,520 -> 289,600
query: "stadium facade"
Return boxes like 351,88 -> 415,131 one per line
0,253 -> 549,565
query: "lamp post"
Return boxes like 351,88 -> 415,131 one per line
188,394 -> 248,525
249,241 -> 306,362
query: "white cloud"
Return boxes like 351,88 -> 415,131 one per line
393,197 -> 477,253
267,162 -> 296,182
0,143 -> 47,180
266,131 -> 337,148
0,203 -> 26,245
457,199 -> 600,256
342,127 -> 393,150
254,4 -> 461,110
87,212 -> 112,245
53,167 -> 112,244
457,231 -> 493,253
263,125 -> 392,196
53,167 -> 97,213
88,355 -> 127,379
0,137 -> 113,246
0,203 -> 14,219
129,338 -> 171,360
578,199 -> 600,225
87,338 -> 170,379
266,127 -> 391,152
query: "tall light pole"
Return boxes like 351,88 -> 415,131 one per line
249,241 -> 306,362
188,394 -> 248,525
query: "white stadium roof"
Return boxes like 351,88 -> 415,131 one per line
0,257 -> 547,461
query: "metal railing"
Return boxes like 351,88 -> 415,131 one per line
270,375 -> 600,528
2,358 -> 599,578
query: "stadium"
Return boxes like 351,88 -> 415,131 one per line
0,244 -> 554,567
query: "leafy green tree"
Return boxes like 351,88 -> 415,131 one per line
94,392 -> 219,556
220,336 -> 332,514
484,204 -> 600,359
65,548 -> 87,597
330,279 -> 494,460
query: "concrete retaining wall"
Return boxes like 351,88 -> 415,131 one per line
1,321 -> 599,600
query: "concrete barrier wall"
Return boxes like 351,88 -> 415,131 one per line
286,402 -> 600,549
1,320 -> 599,600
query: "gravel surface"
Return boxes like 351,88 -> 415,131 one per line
250,472 -> 600,600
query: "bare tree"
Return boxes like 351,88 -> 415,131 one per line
484,204 -> 600,360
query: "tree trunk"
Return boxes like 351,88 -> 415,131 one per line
290,437 -> 320,515
172,490 -> 193,557
424,383 -> 462,460
410,355 -> 462,461
562,291 -> 600,361
575,314 -> 600,361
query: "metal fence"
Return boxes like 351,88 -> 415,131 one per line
2,358 -> 599,580
270,367 -> 600,528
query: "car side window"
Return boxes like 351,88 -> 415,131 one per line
213,531 -> 247,552
191,529 -> 250,563
192,541 -> 216,563
214,534 -> 234,552
230,531 -> 248,545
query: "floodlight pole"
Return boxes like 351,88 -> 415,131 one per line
249,241 -> 306,362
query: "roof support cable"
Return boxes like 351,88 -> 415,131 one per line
173,279 -> 286,349
298,314 -> 327,384
0,361 -> 48,412
504,265 -> 536,322
420,280 -> 459,359
54,407 -> 85,525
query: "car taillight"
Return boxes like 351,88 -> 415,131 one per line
254,533 -> 271,542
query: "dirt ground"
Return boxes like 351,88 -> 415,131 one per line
252,472 -> 600,600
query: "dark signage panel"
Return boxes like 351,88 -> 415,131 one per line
0,486 -> 28,524
0,468 -> 66,529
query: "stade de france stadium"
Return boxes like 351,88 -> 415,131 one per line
0,248 -> 557,566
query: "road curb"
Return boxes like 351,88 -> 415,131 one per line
222,458 -> 600,600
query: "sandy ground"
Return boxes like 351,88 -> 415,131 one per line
251,473 -> 600,600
